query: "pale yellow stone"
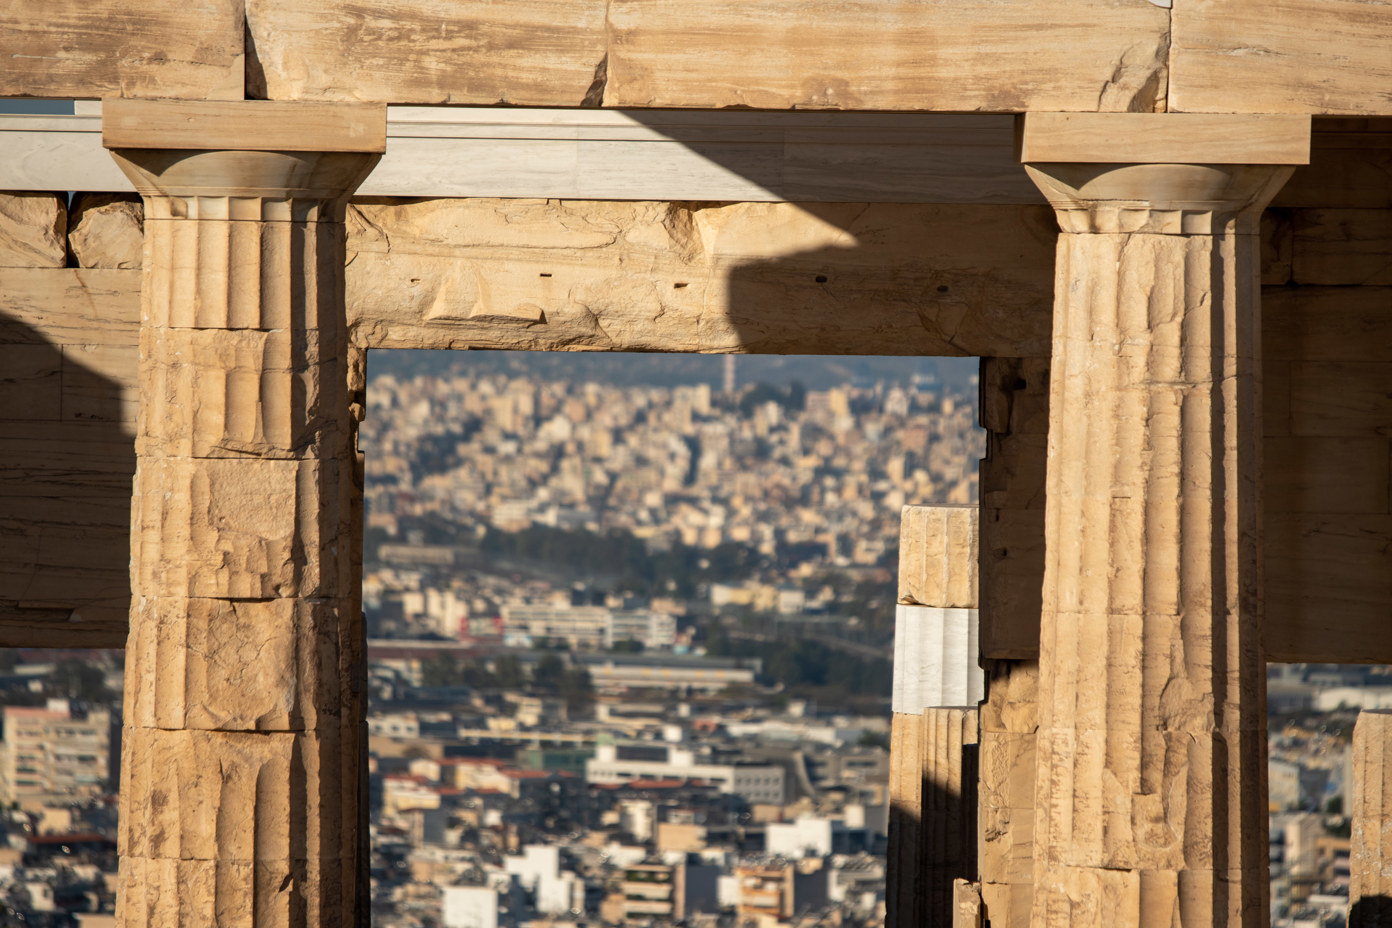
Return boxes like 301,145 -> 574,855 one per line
953,880 -> 983,928
118,855 -> 353,928
67,193 -> 143,269
1023,154 -> 1293,927
124,597 -> 347,732
979,661 -> 1037,928
131,455 -> 350,601
1351,710 -> 1392,927
897,504 -> 977,608
345,198 -> 1059,359
137,326 -> 346,459
109,132 -> 376,928
119,726 -> 345,861
0,192 -> 67,267
890,707 -> 978,928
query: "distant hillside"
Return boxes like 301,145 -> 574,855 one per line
366,348 -> 979,393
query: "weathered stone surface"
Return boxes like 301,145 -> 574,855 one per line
1290,208 -> 1392,286
922,708 -> 979,927
131,455 -> 350,601
0,267 -> 140,346
346,198 -> 1058,359
605,0 -> 1170,112
887,711 -> 924,928
978,357 -> 1049,659
0,0 -> 243,100
137,326 -> 347,459
898,505 -> 977,609
68,193 -> 143,269
888,707 -> 980,928
1024,157 -> 1285,926
108,127 -> 377,928
953,880 -> 983,928
0,193 -> 66,267
125,597 -> 348,732
1352,710 -> 1392,927
119,725 -> 345,860
245,0 -> 607,105
1170,0 -> 1392,115
144,217 -> 346,332
979,660 -> 1038,928
118,855 -> 352,928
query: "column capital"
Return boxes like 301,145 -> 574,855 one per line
102,99 -> 386,221
1017,112 -> 1309,234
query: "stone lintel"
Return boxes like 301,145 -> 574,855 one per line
1016,112 -> 1311,165
102,99 -> 387,154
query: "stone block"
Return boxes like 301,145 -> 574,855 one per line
119,726 -> 345,862
898,504 -> 977,607
893,604 -> 983,711
0,344 -> 63,420
0,267 -> 140,347
0,193 -> 66,267
68,193 -> 144,269
61,343 -> 139,424
131,456 -> 351,600
1171,0 -> 1392,114
144,218 -> 346,332
1266,512 -> 1392,663
1289,360 -> 1392,438
978,507 -> 1045,659
0,0 -> 244,101
118,854 -> 353,928
1291,208 -> 1392,285
125,597 -> 348,732
137,327 -> 347,458
345,198 -> 1056,359
1266,436 -> 1390,514
1264,286 -> 1392,363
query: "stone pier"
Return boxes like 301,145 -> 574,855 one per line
888,505 -> 982,928
1352,710 -> 1392,927
102,100 -> 384,928
1019,113 -> 1308,928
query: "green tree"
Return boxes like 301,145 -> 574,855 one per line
494,654 -> 527,689
420,653 -> 461,687
51,660 -> 111,703
533,654 -> 566,692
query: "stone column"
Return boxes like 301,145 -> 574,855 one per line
1018,113 -> 1309,928
102,100 -> 383,927
889,505 -> 982,928
1351,710 -> 1392,927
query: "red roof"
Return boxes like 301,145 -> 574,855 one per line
627,779 -> 687,790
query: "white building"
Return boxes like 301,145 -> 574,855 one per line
767,817 -> 843,859
606,610 -> 677,650
586,743 -> 785,804
502,603 -> 610,649
442,886 -> 498,928
0,700 -> 111,804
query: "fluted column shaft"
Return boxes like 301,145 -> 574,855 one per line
1351,710 -> 1392,927
105,103 -> 382,928
1022,134 -> 1300,928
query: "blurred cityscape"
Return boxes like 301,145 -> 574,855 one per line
0,355 -> 1376,927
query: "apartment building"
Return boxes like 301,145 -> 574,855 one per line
0,701 -> 112,805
